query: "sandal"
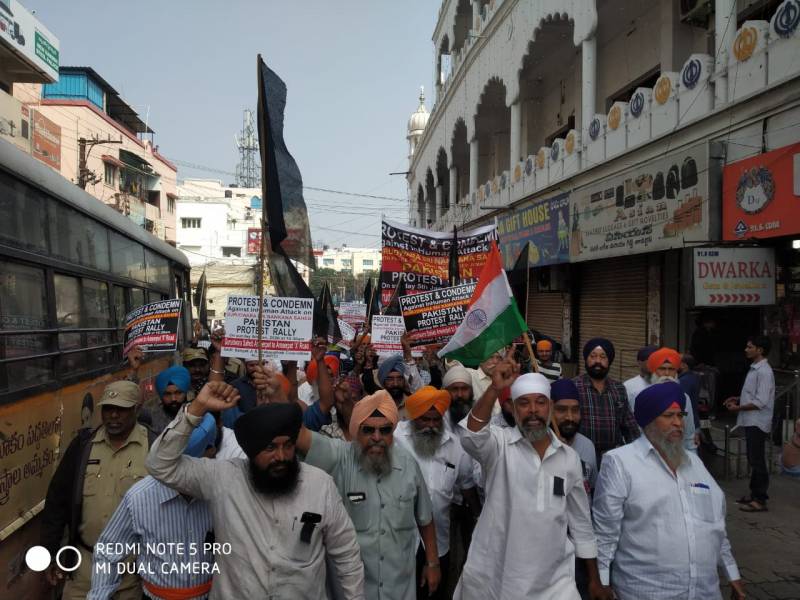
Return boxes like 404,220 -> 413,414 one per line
735,496 -> 753,505
739,501 -> 768,512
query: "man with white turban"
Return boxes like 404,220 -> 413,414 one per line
296,390 -> 440,600
454,356 -> 611,600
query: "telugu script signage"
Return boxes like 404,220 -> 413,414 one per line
570,144 -> 708,261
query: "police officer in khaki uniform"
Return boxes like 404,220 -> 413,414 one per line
40,380 -> 152,600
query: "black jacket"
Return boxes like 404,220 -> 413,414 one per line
39,426 -> 156,560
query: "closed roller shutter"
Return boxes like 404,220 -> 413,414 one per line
527,284 -> 565,344
579,256 -> 648,381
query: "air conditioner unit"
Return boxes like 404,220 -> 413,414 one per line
681,0 -> 712,25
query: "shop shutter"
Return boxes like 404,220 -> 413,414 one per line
527,284 -> 565,344
579,256 -> 648,381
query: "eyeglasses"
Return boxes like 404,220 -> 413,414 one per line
361,425 -> 394,436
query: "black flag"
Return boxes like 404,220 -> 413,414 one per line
382,274 -> 407,317
448,225 -> 460,286
194,269 -> 209,333
257,56 -> 315,269
321,283 -> 342,343
268,246 -> 327,338
364,278 -> 381,331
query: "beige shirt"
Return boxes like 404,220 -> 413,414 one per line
80,424 -> 149,546
146,410 -> 365,600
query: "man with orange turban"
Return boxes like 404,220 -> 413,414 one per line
394,387 -> 479,599
644,347 -> 698,454
301,348 -> 342,431
535,339 -> 562,382
296,390 -> 441,599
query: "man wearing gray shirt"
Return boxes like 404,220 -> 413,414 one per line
146,382 -> 365,599
297,389 -> 440,600
725,335 -> 775,513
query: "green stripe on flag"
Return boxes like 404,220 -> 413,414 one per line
442,303 -> 527,367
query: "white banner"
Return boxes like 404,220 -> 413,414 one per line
222,295 -> 313,361
371,315 -> 405,357
693,247 -> 775,306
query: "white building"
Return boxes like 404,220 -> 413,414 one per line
407,0 -> 800,381
317,246 -> 381,275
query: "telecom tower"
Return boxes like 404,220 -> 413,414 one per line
235,109 -> 260,188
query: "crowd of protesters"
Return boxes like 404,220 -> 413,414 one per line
37,325 -> 779,600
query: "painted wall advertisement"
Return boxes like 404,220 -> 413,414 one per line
380,219 -> 496,305
570,144 -> 708,261
31,109 -> 61,170
722,142 -> 800,240
693,247 -> 775,306
497,192 -> 570,270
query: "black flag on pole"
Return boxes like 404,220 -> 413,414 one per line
448,225 -> 460,287
194,269 -> 209,333
321,283 -> 343,343
268,246 -> 327,338
257,56 -> 315,269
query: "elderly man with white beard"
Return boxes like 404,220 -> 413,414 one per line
592,381 -> 745,600
394,386 -> 480,599
454,358 -> 610,600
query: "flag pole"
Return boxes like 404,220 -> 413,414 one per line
256,57 -> 268,367
522,331 -> 539,374
366,281 -> 377,333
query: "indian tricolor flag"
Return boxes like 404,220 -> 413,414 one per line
438,241 -> 527,365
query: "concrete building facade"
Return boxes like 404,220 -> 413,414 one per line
407,0 -> 800,399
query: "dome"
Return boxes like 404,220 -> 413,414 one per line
407,87 -> 429,135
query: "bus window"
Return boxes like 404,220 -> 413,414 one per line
86,219 -> 111,272
84,279 -> 113,370
0,261 -> 53,392
0,172 -> 48,254
131,288 -> 145,310
49,204 -> 87,265
53,274 -> 86,373
112,285 -> 128,328
146,249 -> 170,292
110,231 -> 146,283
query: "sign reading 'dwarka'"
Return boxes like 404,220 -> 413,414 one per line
693,248 -> 775,306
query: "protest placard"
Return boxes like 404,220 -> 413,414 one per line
338,302 -> 367,327
337,319 -> 356,346
371,315 -> 405,356
221,295 -> 313,361
399,283 -> 476,347
123,299 -> 182,355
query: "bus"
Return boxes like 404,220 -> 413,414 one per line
0,137 -> 192,596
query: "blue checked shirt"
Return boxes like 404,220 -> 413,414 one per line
88,476 -> 214,599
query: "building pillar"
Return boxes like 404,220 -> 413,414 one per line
435,185 -> 444,219
510,100 -> 522,166
715,0 -> 736,106
581,36 -> 597,134
469,137 -> 479,195
449,165 -> 458,206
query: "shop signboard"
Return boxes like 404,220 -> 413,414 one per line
570,143 -> 708,261
693,247 -> 775,306
722,141 -> 800,240
31,109 -> 60,170
497,192 -> 570,270
246,228 -> 262,254
0,0 -> 60,82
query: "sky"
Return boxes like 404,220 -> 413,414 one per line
24,0 -> 439,249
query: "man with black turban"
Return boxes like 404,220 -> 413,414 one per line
573,338 -> 639,465
146,382 -> 365,599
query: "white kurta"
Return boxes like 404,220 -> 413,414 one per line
454,423 -> 597,600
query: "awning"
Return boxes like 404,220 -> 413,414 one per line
166,192 -> 178,199
101,154 -> 125,168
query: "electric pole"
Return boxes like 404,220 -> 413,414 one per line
78,134 -> 123,189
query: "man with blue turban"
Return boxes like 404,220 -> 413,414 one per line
592,382 -> 745,600
147,366 -> 192,434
